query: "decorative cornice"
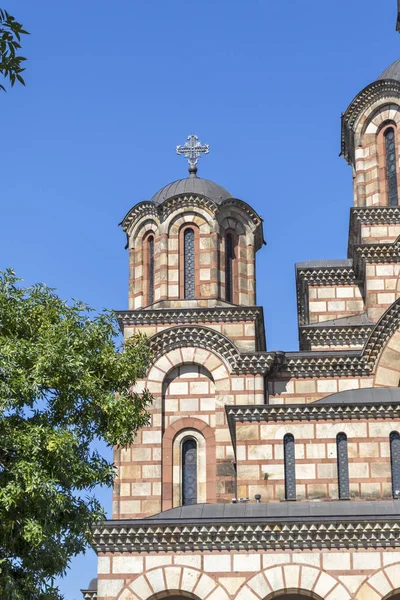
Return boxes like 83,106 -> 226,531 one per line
234,352 -> 277,375
221,198 -> 262,228
296,264 -> 357,286
159,195 -> 218,220
226,401 -> 400,459
278,351 -> 369,378
227,401 -> 400,425
296,235 -> 400,330
348,206 -> 400,258
363,297 -> 400,368
80,591 -> 96,600
299,324 -> 373,350
92,518 -> 400,553
351,206 -> 400,225
146,324 -> 371,377
296,263 -> 359,327
120,201 -> 158,233
136,296 -> 400,378
120,195 -> 264,250
149,325 -> 241,368
117,306 -> 264,327
148,325 -> 275,375
355,236 -> 400,267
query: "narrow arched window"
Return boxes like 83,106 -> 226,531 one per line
284,434 -> 296,500
182,438 -> 197,505
337,432 -> 350,499
225,233 -> 234,303
385,128 -> 398,206
148,235 -> 154,305
184,228 -> 195,299
390,431 -> 400,498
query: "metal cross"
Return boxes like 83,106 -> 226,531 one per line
176,135 -> 209,167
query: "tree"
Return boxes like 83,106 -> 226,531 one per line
0,9 -> 28,91
0,270 -> 153,599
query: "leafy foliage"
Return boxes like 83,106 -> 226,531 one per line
0,9 -> 28,91
0,270 -> 153,599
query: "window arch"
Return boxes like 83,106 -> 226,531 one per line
183,227 -> 195,299
390,431 -> 400,498
143,232 -> 155,306
147,235 -> 155,305
182,437 -> 197,505
284,434 -> 296,500
225,233 -> 234,302
337,432 -> 350,499
385,127 -> 399,206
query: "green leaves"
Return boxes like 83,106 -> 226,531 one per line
0,269 -> 153,599
0,9 -> 29,91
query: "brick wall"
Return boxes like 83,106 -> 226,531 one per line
353,102 -> 400,207
235,419 -> 397,502
126,205 -> 258,309
308,285 -> 365,324
112,346 -> 265,519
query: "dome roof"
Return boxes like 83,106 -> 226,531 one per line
151,173 -> 232,205
377,58 -> 400,81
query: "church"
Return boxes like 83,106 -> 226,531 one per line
81,38 -> 400,600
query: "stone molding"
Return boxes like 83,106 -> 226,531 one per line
297,234 -> 400,327
91,518 -> 400,553
162,417 -> 216,510
296,263 -> 359,326
348,206 -> 400,258
354,236 -> 400,274
141,299 -> 400,377
351,206 -> 400,226
148,326 -> 277,375
299,324 -> 373,350
363,296 -> 400,368
117,305 -> 264,327
120,194 -> 264,250
226,402 -> 400,452
119,201 -> 158,235
80,591 -> 96,600
226,401 -> 400,424
149,325 -> 242,368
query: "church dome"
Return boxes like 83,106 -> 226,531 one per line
377,58 -> 400,81
151,172 -> 232,205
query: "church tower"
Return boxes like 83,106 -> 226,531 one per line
115,135 -> 266,518
83,70 -> 400,600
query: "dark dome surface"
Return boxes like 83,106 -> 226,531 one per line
151,174 -> 232,205
377,58 -> 400,81
88,578 -> 97,590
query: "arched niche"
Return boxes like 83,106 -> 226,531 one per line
266,592 -> 324,600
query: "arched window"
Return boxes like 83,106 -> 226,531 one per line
225,233 -> 234,302
385,127 -> 398,206
390,431 -> 400,498
147,235 -> 155,305
184,228 -> 195,299
337,432 -> 350,499
284,434 -> 296,500
182,438 -> 197,505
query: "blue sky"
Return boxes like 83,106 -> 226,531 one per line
2,0 -> 400,597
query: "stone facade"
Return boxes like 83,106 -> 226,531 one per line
81,55 -> 400,600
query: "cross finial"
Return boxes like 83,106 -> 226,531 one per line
176,134 -> 209,175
